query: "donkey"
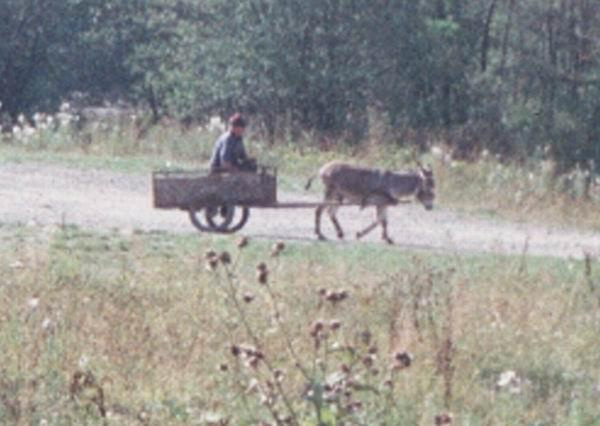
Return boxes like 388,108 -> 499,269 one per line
305,161 -> 435,244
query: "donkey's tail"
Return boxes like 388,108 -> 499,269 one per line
304,175 -> 317,191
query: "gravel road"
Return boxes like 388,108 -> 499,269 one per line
1,163 -> 598,259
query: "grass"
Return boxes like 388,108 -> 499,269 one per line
1,223 -> 599,424
2,121 -> 600,230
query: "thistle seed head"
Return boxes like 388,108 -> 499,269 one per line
237,237 -> 249,249
204,250 -> 217,260
219,251 -> 231,265
393,351 -> 413,369
257,270 -> 268,285
230,344 -> 241,357
310,320 -> 325,337
271,241 -> 286,257
330,319 -> 342,331
256,262 -> 268,273
435,413 -> 453,425
206,258 -> 219,271
362,354 -> 376,368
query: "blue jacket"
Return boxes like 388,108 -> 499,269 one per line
210,131 -> 248,170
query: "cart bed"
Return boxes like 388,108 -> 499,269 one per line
152,169 -> 277,209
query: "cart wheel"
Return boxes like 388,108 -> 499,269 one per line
205,205 -> 250,233
188,208 -> 214,233
188,205 -> 250,234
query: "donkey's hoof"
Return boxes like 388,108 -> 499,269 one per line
385,238 -> 394,245
355,232 -> 362,240
317,234 -> 327,241
337,233 -> 344,240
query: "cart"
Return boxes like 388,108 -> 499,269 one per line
152,167 -> 402,234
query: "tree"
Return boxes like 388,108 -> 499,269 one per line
1,0 -> 598,180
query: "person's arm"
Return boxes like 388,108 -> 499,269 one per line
236,138 -> 248,162
220,135 -> 238,170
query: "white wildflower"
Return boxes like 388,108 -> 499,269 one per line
10,260 -> 24,269
431,145 -> 444,158
246,378 -> 260,394
78,355 -> 89,369
33,112 -> 44,125
497,370 -> 522,394
57,112 -> 73,127
23,125 -> 36,138
497,370 -> 517,387
42,318 -> 52,330
28,297 -> 40,309
207,115 -> 225,132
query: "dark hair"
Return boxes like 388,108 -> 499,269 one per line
229,113 -> 246,128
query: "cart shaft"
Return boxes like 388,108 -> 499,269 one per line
253,200 -> 411,209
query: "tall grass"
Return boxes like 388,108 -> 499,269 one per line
0,224 -> 598,424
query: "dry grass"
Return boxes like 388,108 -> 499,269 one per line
0,224 -> 598,425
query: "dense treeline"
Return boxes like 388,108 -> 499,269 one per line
1,0 -> 599,176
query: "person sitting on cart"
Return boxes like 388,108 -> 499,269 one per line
210,113 -> 257,173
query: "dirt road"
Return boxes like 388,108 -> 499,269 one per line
1,162 -> 598,259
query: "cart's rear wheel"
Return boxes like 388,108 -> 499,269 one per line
189,205 -> 250,234
188,208 -> 214,232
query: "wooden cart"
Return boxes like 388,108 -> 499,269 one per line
152,167 -> 405,234
152,167 -> 278,233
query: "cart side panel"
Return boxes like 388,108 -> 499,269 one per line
153,171 -> 276,209
153,174 -> 202,209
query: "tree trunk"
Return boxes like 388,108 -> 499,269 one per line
500,0 -> 516,77
481,0 -> 498,72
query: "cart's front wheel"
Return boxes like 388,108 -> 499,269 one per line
189,205 -> 250,234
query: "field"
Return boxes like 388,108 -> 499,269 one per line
1,223 -> 599,425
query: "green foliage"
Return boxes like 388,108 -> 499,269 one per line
0,0 -> 598,176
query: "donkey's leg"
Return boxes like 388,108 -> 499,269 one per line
316,186 -> 336,241
356,208 -> 381,240
327,205 -> 344,239
377,206 -> 394,245
315,205 -> 327,241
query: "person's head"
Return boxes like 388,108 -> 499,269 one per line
229,113 -> 246,137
